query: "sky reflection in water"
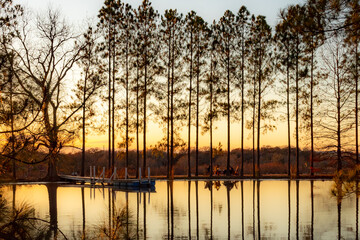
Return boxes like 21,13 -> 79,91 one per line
0,180 -> 358,239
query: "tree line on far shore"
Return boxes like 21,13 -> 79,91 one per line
0,0 -> 359,180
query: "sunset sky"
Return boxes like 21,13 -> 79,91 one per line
15,0 -> 304,27
13,0 -> 306,151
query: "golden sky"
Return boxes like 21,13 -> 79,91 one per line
83,119 -> 291,151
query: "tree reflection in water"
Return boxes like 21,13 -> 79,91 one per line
188,181 -> 191,239
166,180 -> 174,239
73,188 -> 135,240
196,181 -> 199,240
296,180 -> 299,240
330,172 -> 360,240
94,206 -> 134,240
210,181 -> 213,240
252,181 -> 255,240
2,180 -> 360,239
311,180 -> 314,240
257,180 -> 260,240
0,185 -> 137,240
241,181 -> 244,240
357,181 -> 359,240
204,180 -> 240,239
288,180 -> 291,240
0,185 -> 67,240
81,187 -> 86,239
227,181 -> 231,240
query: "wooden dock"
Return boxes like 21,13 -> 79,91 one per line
113,179 -> 155,188
60,174 -> 154,184
59,173 -> 155,190
59,175 -> 94,183
59,166 -> 156,190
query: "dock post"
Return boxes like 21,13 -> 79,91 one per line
90,166 -> 93,184
125,168 -> 128,180
93,166 -> 96,181
139,168 -> 141,181
102,167 -> 105,182
114,167 -> 117,180
148,167 -> 150,183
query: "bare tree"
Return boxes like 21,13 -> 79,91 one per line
318,34 -> 353,171
344,0 -> 360,170
11,8 -> 96,180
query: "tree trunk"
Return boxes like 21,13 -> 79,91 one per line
188,31 -> 193,178
125,37 -> 129,170
111,41 -> 116,171
356,43 -> 359,169
310,46 -> 314,176
295,47 -> 299,178
108,24 -> 112,171
43,94 -> 59,181
241,35 -> 245,177
170,27 -> 175,179
252,68 -> 256,178
143,51 -> 147,177
337,72 -> 342,171
136,57 -> 140,179
167,31 -> 171,178
46,150 -> 59,181
81,64 -> 87,177
10,65 -> 15,180
210,59 -> 213,177
257,54 -> 262,177
227,50 -> 231,176
287,49 -> 291,177
195,37 -> 199,177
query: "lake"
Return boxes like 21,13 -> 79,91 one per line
0,180 -> 358,239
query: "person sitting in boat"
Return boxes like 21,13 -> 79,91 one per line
234,166 -> 239,175
223,166 -> 235,175
206,165 -> 211,175
215,165 -> 221,176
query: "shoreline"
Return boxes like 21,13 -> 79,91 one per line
0,173 -> 338,184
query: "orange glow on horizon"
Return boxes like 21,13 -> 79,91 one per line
72,119 -> 295,152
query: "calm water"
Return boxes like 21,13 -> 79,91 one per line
0,180 -> 358,239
